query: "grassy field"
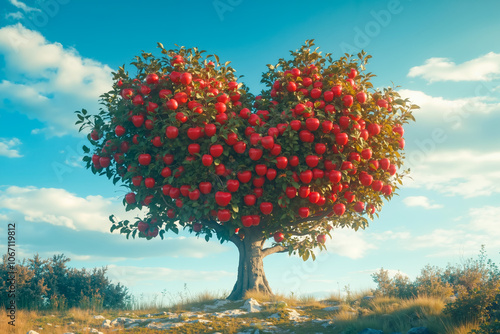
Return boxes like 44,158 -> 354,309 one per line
2,290 -> 481,334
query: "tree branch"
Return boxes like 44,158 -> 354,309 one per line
262,238 -> 309,258
262,244 -> 287,257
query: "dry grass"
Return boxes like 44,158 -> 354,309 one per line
0,308 -> 121,334
1,291 -> 483,334
441,321 -> 480,334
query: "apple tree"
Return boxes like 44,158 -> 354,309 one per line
75,40 -> 417,300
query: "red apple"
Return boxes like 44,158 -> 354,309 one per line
189,189 -> 201,201
138,154 -> 151,166
260,202 -> 273,215
215,191 -> 232,206
199,182 -> 212,194
227,179 -> 240,192
316,234 -> 327,244
244,194 -> 256,206
274,232 -> 284,243
354,201 -> 365,212
298,207 -> 310,218
125,192 -> 136,204
276,156 -> 288,169
300,170 -> 313,184
285,186 -> 297,199
210,144 -> 223,158
218,209 -> 231,222
336,133 -> 348,146
333,203 -> 346,216
305,155 -> 319,168
201,154 -> 213,166
237,171 -> 252,183
305,118 -> 320,131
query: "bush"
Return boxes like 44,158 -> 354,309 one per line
0,253 -> 130,310
371,268 -> 417,299
414,265 -> 454,298
372,246 -> 500,327
444,247 -> 500,325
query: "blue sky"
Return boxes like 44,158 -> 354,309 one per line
1,0 -> 500,301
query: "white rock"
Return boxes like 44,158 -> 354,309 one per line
189,319 -> 212,324
281,308 -> 309,322
27,331 -> 40,334
93,315 -> 105,320
213,309 -> 248,317
242,298 -> 261,312
102,319 -> 112,328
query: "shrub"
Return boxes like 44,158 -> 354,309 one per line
414,265 -> 453,298
371,268 -> 417,299
0,253 -> 130,310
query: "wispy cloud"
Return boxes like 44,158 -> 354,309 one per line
403,205 -> 500,257
5,11 -> 24,20
9,0 -> 41,13
403,196 -> 443,210
327,228 -> 377,259
0,138 -> 23,158
408,52 -> 500,82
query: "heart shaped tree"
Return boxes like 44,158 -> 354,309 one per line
76,40 -> 417,300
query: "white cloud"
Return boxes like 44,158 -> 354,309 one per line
405,150 -> 500,198
371,231 -> 411,241
0,137 -> 23,158
0,24 -> 113,136
399,89 -> 500,129
403,206 -> 500,257
0,185 -> 231,259
9,0 -> 41,13
5,11 -> 24,20
408,52 -> 500,82
0,186 -> 130,233
327,228 -> 377,259
403,196 -> 443,210
468,206 -> 500,236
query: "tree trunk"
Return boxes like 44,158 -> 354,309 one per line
227,229 -> 273,300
